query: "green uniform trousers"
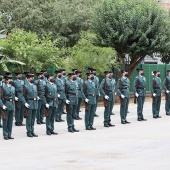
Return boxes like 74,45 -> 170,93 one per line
3,110 -> 14,138
152,96 -> 161,117
165,94 -> 170,114
75,97 -> 82,118
55,98 -> 65,121
26,109 -> 37,134
85,104 -> 95,128
15,101 -> 24,124
137,96 -> 145,119
94,95 -> 99,114
0,110 -> 1,125
120,98 -> 129,122
104,100 -> 113,124
46,107 -> 56,133
36,100 -> 44,123
67,104 -> 76,130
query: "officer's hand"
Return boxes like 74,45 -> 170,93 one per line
37,96 -> 40,100
15,97 -> 19,101
2,105 -> 7,110
166,90 -> 170,94
104,95 -> 109,100
25,103 -> 30,108
45,103 -> 50,108
153,93 -> 157,97
58,94 -> 60,98
121,94 -> 125,99
66,100 -> 70,104
85,98 -> 89,103
135,93 -> 139,97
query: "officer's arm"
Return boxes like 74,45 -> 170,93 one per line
99,79 -> 106,96
150,79 -> 154,94
132,77 -> 138,93
116,79 -> 122,96
162,78 -> 167,91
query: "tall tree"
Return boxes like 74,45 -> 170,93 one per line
93,0 -> 170,77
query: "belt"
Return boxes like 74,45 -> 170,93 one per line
106,90 -> 115,92
28,98 -> 37,101
5,98 -> 13,102
47,98 -> 57,101
137,87 -> 145,90
86,94 -> 95,97
68,92 -> 78,96
154,87 -> 160,89
122,87 -> 129,90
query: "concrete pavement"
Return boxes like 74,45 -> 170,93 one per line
0,100 -> 170,170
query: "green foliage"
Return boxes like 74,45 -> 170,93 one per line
93,0 -> 170,76
0,29 -> 61,72
63,32 -> 118,77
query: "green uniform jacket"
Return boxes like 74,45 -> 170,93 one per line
151,77 -> 162,96
45,81 -> 58,108
61,76 -> 67,86
76,77 -> 86,99
93,76 -> 100,96
84,80 -> 96,105
132,76 -> 146,97
2,83 -> 15,111
66,80 -> 78,105
117,77 -> 130,98
34,79 -> 47,105
23,83 -> 38,110
162,76 -> 170,91
0,81 -> 4,107
100,78 -> 116,101
55,78 -> 66,101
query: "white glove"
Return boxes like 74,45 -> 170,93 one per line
166,90 -> 170,94
45,103 -> 50,108
135,93 -> 139,97
99,93 -> 101,96
66,100 -> 70,104
85,98 -> 89,103
37,96 -> 40,100
2,105 -> 7,110
58,94 -> 60,98
121,94 -> 125,99
115,92 -> 117,95
15,97 -> 19,101
104,95 -> 109,100
153,93 -> 157,97
25,103 -> 30,108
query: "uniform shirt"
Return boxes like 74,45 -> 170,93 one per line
162,76 -> 170,91
55,78 -> 66,101
76,77 -> 85,99
151,77 -> 162,96
93,76 -> 100,96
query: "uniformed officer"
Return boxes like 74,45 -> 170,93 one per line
13,72 -> 26,126
23,72 -> 30,85
151,70 -> 162,118
92,69 -> 100,117
83,72 -> 96,130
65,73 -> 79,133
34,72 -> 46,124
1,75 -> 15,140
74,70 -> 83,120
117,70 -> 130,124
132,68 -> 147,121
44,74 -> 58,135
23,74 -> 38,137
100,71 -> 116,127
162,70 -> 170,116
55,70 -> 66,122
0,73 -> 3,128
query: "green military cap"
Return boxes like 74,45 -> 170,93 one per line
167,70 -> 170,72
72,69 -> 77,72
136,68 -> 143,72
23,71 -> 30,75
4,75 -> 13,80
68,73 -> 75,77
40,69 -> 47,73
104,71 -> 110,75
36,72 -> 43,76
15,72 -> 22,76
86,72 -> 92,76
26,73 -> 34,78
5,72 -> 12,76
75,70 -> 81,75
153,70 -> 159,74
54,70 -> 62,74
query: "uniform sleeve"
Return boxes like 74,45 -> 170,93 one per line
162,78 -> 167,91
99,79 -> 106,96
132,77 -> 138,93
116,79 -> 122,96
150,79 -> 154,94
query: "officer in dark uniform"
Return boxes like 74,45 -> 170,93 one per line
151,70 -> 162,118
133,68 -> 147,121
0,73 -> 3,128
65,73 -> 79,133
117,70 -> 130,124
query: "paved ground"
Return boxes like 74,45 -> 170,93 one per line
0,100 -> 170,170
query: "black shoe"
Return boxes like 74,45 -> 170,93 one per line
0,124 -> 2,128
32,133 -> 38,137
51,131 -> 58,135
55,119 -> 61,122
46,132 -> 51,135
125,120 -> 131,124
157,116 -> 162,118
121,121 -> 126,124
104,124 -> 109,127
59,119 -> 65,122
68,129 -> 74,133
20,123 -> 25,126
73,129 -> 79,132
15,122 -> 21,126
79,110 -> 81,112
127,111 -> 130,113
166,113 -> 170,116
63,111 -> 67,114
95,114 -> 99,117
141,118 -> 147,121
74,117 -> 79,120
108,123 -> 115,127
153,116 -> 157,119
40,121 -> 45,124
86,127 -> 91,130
27,133 -> 33,137
111,113 -> 115,115
137,118 -> 142,121
37,121 -> 41,124
90,127 -> 96,130
4,137 -> 9,140
77,117 -> 82,120
8,137 -> 14,139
